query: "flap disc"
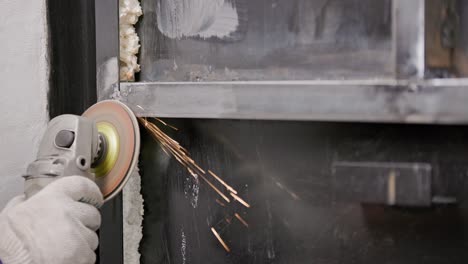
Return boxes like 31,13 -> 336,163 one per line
83,100 -> 140,201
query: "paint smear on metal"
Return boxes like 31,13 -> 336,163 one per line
156,0 -> 239,39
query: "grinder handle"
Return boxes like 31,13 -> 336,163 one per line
23,114 -> 98,199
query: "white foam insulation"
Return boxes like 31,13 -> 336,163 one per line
120,0 -> 142,81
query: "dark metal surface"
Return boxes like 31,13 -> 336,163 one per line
332,162 -> 432,207
121,79 -> 468,124
98,196 -> 123,264
138,0 -> 393,81
139,119 -> 468,264
95,0 -> 123,263
95,0 -> 119,99
47,0 -> 97,118
455,0 -> 468,77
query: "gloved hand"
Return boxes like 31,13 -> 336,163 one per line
0,176 -> 103,264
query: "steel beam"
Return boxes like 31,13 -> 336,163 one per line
120,80 -> 468,124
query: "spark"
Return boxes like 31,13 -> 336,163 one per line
138,117 -> 228,203
211,227 -> 231,252
199,173 -> 230,203
275,181 -> 301,201
139,117 -> 254,254
230,192 -> 251,208
155,117 -> 168,125
208,170 -> 238,194
153,117 -> 178,131
215,199 -> 226,207
234,213 -> 249,228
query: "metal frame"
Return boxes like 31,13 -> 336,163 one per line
95,0 -> 123,264
121,79 -> 468,124
111,0 -> 468,124
91,0 -> 468,263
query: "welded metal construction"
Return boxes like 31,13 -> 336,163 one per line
86,0 -> 468,263
121,79 -> 468,124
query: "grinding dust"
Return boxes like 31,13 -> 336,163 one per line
139,117 -> 250,252
181,228 -> 187,264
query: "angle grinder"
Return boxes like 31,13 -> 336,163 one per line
23,100 -> 140,202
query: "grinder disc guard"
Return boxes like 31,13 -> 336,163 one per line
83,100 -> 140,201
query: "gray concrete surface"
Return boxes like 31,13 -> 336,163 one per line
0,0 -> 49,208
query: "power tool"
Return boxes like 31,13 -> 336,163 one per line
23,100 -> 140,202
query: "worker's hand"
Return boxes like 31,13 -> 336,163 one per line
0,176 -> 103,264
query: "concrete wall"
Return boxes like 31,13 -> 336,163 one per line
0,0 -> 49,208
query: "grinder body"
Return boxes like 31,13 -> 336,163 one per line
23,100 -> 140,202
24,115 -> 100,198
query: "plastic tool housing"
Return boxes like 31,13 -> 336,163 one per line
24,100 -> 140,202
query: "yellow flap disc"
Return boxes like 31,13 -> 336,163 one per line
82,100 -> 140,201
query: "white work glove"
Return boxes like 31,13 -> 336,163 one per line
0,176 -> 103,264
